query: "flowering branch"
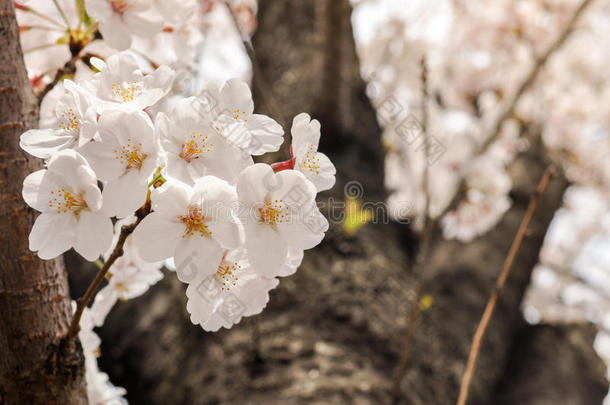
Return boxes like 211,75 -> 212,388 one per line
37,52 -> 99,105
438,0 -> 593,223
456,166 -> 554,405
67,197 -> 152,340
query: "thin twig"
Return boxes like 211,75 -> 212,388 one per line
223,1 -> 287,128
392,56 -> 432,396
37,54 -> 79,105
67,199 -> 152,339
456,166 -> 555,405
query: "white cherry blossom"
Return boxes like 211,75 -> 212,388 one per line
289,113 -> 336,192
156,97 -> 253,185
86,0 -> 164,51
22,149 -> 113,261
85,52 -> 175,112
133,176 -> 242,282
442,156 -> 512,242
20,80 -> 97,159
185,247 -> 279,331
236,164 -> 328,276
77,305 -> 127,405
202,79 -> 284,155
80,109 -> 158,218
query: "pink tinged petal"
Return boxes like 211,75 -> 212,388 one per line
98,109 -> 154,149
277,248 -> 304,277
123,7 -> 164,37
245,114 -> 284,155
78,109 -> 99,147
238,275 -> 279,317
236,163 -> 276,207
245,222 -> 288,277
98,18 -> 132,51
77,141 -> 121,181
19,128 -> 75,159
278,202 -> 328,250
156,112 -> 181,154
81,182 -> 103,212
29,212 -> 76,259
165,154 -> 196,185
200,313 -> 229,332
219,79 -> 254,117
179,243 -> 217,278
22,170 -> 50,212
138,65 -> 175,108
185,280 -> 217,327
300,151 -> 336,192
150,182 -> 190,217
273,169 -> 317,207
207,220 -> 242,250
174,236 -> 224,283
291,113 -> 321,155
192,176 -> 238,214
46,150 -> 101,198
84,0 -> 113,20
99,53 -> 141,94
74,211 -> 113,261
101,171 -> 148,218
132,213 -> 184,262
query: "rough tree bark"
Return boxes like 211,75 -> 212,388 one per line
77,0 -> 607,404
492,323 -> 608,405
0,1 -> 87,403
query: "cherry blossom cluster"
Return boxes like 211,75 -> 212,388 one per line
21,50 -> 335,332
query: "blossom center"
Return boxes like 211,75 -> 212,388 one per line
48,188 -> 88,215
110,0 -> 131,15
179,205 -> 211,238
258,199 -> 287,227
58,108 -> 81,138
232,108 -> 248,122
301,144 -> 321,175
111,81 -> 142,103
180,131 -> 214,163
114,138 -> 147,171
215,260 -> 241,291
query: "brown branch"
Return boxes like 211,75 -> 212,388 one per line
456,166 -> 555,405
67,198 -> 151,339
37,54 -> 79,106
223,1 -> 287,128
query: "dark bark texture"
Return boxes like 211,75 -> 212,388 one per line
65,0 -> 607,404
0,1 -> 87,403
492,323 -> 608,405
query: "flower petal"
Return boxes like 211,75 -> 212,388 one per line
19,128 -> 75,159
174,236 -> 224,283
29,212 -> 76,259
74,211 -> 113,261
244,222 -> 288,277
132,213 -> 183,262
102,171 -> 148,218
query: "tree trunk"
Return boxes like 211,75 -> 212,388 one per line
491,323 -> 608,405
0,1 -> 87,403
